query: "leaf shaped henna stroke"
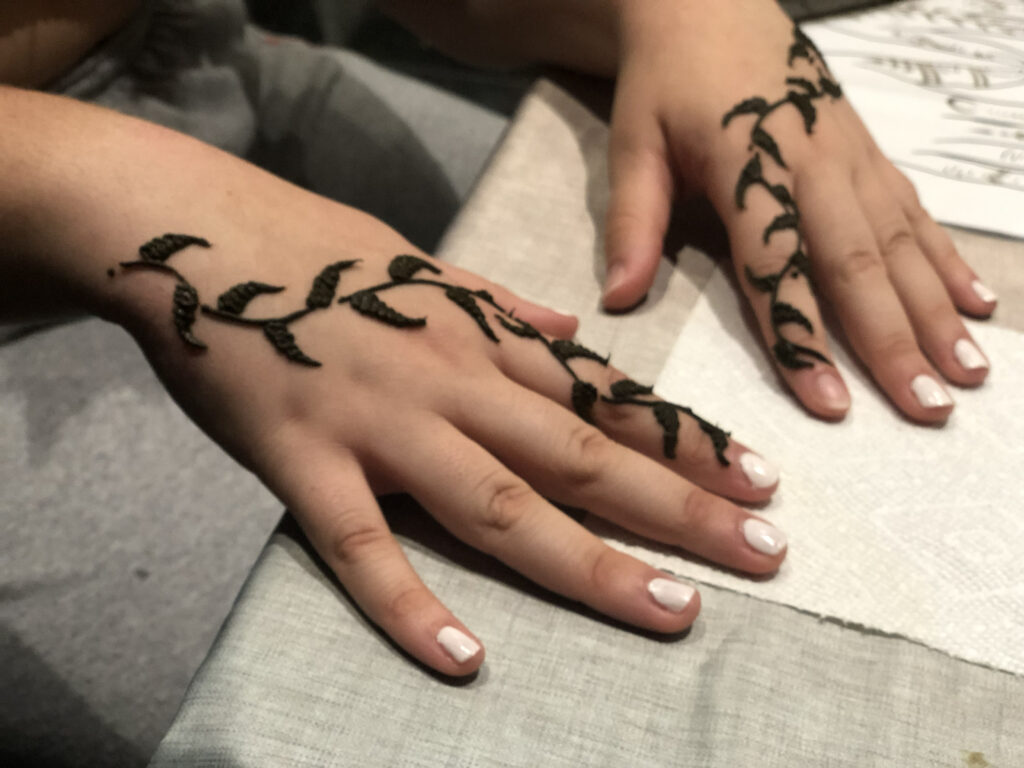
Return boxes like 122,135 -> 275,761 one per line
722,24 -> 843,371
112,247 -> 730,461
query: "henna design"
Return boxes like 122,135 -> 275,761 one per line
603,380 -> 730,467
722,25 -> 843,370
112,235 -> 730,463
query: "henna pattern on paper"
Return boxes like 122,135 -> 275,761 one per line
113,234 -> 730,464
721,24 -> 843,370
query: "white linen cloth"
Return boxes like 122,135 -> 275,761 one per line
598,266 -> 1024,674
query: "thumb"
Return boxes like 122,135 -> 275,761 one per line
603,113 -> 674,311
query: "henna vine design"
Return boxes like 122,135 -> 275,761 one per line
721,25 -> 842,370
114,233 -> 730,464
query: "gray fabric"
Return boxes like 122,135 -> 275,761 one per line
4,1 -> 507,766
151,515 -> 1024,767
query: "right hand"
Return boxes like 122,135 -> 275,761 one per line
118,212 -> 787,676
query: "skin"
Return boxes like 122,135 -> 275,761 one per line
0,86 -> 785,677
384,0 -> 997,422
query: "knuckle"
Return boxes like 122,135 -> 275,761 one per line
475,472 -> 535,538
879,227 -> 917,260
382,584 -> 432,624
680,487 -> 718,530
674,417 -> 713,466
561,423 -> 615,489
834,246 -> 886,284
870,331 -> 920,365
586,546 -> 621,596
328,519 -> 389,568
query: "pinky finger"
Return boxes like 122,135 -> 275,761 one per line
268,450 -> 485,676
885,165 -> 998,318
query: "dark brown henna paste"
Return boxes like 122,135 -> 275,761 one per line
722,24 -> 843,370
604,379 -> 731,467
111,241 -> 731,461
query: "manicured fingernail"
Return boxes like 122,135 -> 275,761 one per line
436,626 -> 480,663
816,371 -> 851,411
971,279 -> 997,304
739,452 -> 779,489
647,577 -> 696,612
743,518 -> 787,556
603,263 -> 627,298
910,374 -> 953,408
954,339 -> 988,371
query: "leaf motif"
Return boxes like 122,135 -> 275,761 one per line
263,321 -> 320,367
609,379 -> 654,399
388,254 -> 441,282
792,341 -> 830,365
445,286 -> 498,342
785,77 -> 818,95
652,403 -> 680,460
762,212 -> 801,244
788,92 -> 817,134
796,25 -> 826,62
172,283 -> 206,349
751,127 -> 787,170
497,315 -> 540,338
349,290 -> 426,327
472,289 -> 500,308
787,41 -> 811,66
139,234 -> 210,263
773,338 -> 812,370
216,281 -> 285,315
771,301 -> 814,334
696,418 -> 731,467
734,154 -> 763,210
306,260 -> 358,309
745,265 -> 779,294
550,340 -> 609,365
571,381 -> 598,424
819,75 -> 843,98
773,338 -> 829,370
721,97 -> 770,127
768,184 -> 794,207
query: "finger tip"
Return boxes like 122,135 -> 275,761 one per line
793,368 -> 851,421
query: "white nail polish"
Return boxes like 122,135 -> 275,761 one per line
648,577 -> 696,612
971,279 -> 997,304
743,518 -> 787,556
436,626 -> 480,663
954,339 -> 988,371
910,374 -> 954,408
739,452 -> 780,489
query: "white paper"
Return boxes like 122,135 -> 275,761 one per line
590,266 -> 1024,674
804,0 -> 1024,239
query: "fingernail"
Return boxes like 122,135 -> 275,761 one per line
603,263 -> 628,298
954,339 -> 988,371
816,371 -> 851,411
971,279 -> 997,304
436,626 -> 480,663
743,518 -> 787,556
647,577 -> 696,612
550,306 -> 576,318
910,374 -> 954,408
739,452 -> 779,489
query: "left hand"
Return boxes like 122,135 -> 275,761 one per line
602,0 -> 995,423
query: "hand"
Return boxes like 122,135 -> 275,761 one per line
119,222 -> 787,677
602,0 -> 996,423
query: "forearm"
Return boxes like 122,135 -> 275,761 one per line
0,85 -> 406,329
